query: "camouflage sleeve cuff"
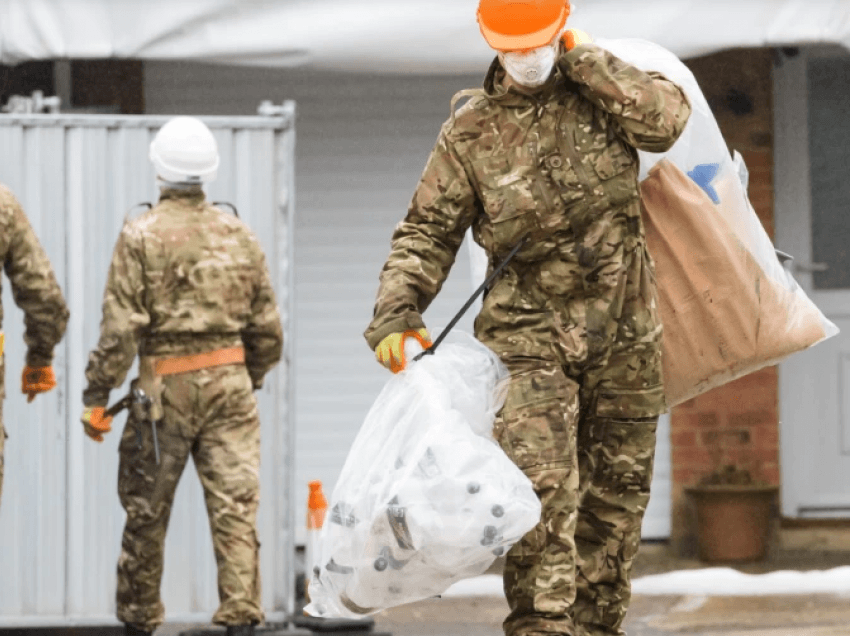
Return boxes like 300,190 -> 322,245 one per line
364,315 -> 426,351
557,42 -> 603,80
25,348 -> 54,368
82,387 -> 111,408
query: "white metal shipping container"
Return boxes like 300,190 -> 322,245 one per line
0,108 -> 296,626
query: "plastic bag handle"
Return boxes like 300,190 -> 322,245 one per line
414,236 -> 527,361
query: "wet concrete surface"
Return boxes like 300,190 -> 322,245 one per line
368,543 -> 850,636
370,592 -> 850,635
148,592 -> 850,636
137,543 -> 850,636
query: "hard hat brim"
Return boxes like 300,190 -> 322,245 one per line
478,5 -> 568,51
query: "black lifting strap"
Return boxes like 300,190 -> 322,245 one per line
212,201 -> 239,217
413,236 -> 527,362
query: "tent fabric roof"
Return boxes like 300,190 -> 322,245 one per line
1,0 -> 848,72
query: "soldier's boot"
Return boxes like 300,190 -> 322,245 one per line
225,626 -> 255,636
124,623 -> 153,636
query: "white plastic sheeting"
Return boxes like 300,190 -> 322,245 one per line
0,0 -> 848,72
0,109 -> 296,626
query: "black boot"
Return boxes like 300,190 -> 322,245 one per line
124,624 -> 153,636
225,626 -> 255,636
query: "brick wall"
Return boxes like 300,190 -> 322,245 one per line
670,48 -> 778,555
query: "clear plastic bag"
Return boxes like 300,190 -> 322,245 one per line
597,38 -> 839,405
304,332 -> 541,619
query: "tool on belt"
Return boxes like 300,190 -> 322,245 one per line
105,385 -> 160,463
105,346 -> 246,465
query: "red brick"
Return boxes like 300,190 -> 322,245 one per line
672,447 -> 715,468
752,446 -> 780,464
740,149 -> 772,170
699,411 -> 723,427
729,410 -> 773,429
671,411 -> 700,432
673,468 -> 706,487
671,430 -> 698,447
762,466 -> 781,486
751,426 -> 780,447
698,379 -> 777,413
749,183 -> 774,196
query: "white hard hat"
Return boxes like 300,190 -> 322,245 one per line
149,116 -> 219,184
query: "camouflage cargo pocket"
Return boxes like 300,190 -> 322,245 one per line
494,368 -> 579,474
595,385 -> 666,419
583,415 -> 658,504
472,155 -> 540,251
595,342 -> 667,418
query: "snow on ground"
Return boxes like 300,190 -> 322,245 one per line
443,575 -> 505,597
442,567 -> 850,598
630,566 -> 850,596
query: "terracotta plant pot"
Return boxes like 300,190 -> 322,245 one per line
685,484 -> 779,562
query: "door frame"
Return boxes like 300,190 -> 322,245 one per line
774,45 -> 849,518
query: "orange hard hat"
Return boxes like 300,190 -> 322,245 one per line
477,0 -> 571,51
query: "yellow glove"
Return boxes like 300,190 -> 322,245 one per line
80,406 -> 113,443
22,366 -> 56,403
562,28 -> 592,52
375,328 -> 432,374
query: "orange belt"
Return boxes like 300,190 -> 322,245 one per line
154,346 -> 245,376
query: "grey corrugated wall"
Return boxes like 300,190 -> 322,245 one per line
0,111 -> 296,625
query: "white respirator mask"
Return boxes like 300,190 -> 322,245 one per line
498,43 -> 558,88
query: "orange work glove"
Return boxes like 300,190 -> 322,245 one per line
375,328 -> 432,374
22,366 -> 56,403
562,28 -> 592,52
80,406 -> 113,443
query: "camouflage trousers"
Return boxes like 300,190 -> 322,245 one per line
493,350 -> 661,636
116,364 -> 263,631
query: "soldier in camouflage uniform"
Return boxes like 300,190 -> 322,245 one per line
81,117 -> 283,636
0,184 -> 69,510
365,2 -> 691,635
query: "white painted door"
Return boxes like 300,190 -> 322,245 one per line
775,47 -> 850,518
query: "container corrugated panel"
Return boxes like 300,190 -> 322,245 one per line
0,108 -> 296,626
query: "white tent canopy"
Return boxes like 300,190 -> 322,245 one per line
1,0 -> 848,72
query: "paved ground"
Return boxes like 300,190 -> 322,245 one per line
369,592 -> 850,636
49,543 -> 850,636
369,543 -> 850,636
139,592 -> 850,636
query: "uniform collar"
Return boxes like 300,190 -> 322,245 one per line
158,186 -> 206,205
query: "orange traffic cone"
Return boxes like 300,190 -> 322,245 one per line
293,480 -> 377,632
305,480 -> 328,603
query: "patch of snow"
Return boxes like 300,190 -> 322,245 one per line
441,567 -> 850,598
631,567 -> 850,596
443,575 -> 505,597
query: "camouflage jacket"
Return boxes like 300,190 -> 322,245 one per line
364,43 -> 691,367
83,188 -> 283,406
0,184 -> 69,367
